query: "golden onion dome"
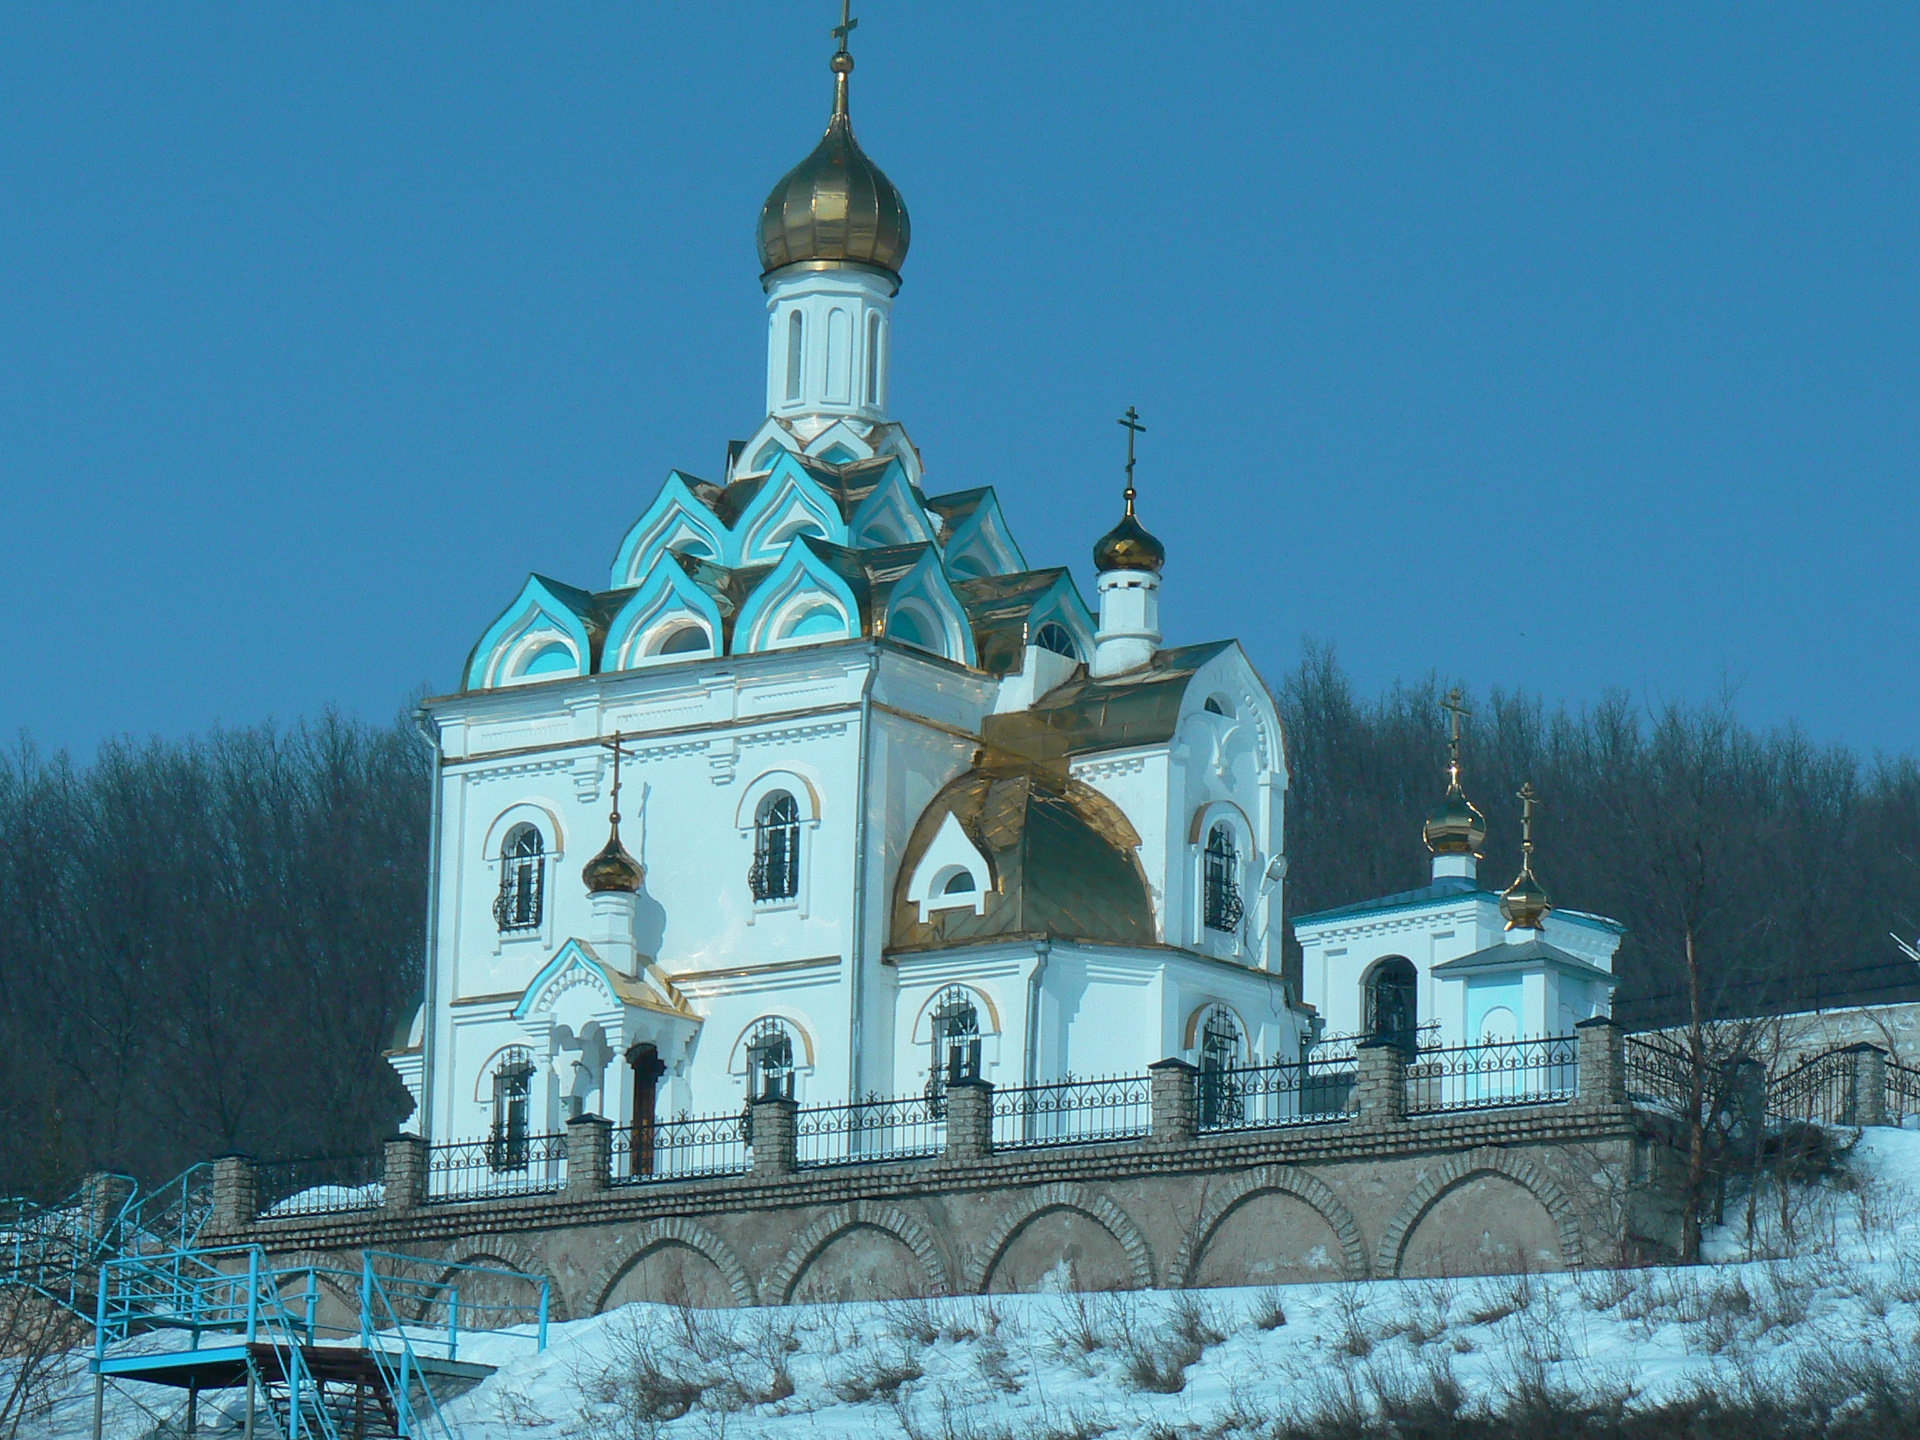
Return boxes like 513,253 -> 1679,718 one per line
582,830 -> 643,895
758,50 -> 910,284
1093,508 -> 1165,575
1423,780 -> 1487,856
1500,864 -> 1551,931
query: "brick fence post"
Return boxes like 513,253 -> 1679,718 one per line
943,1080 -> 994,1163
209,1155 -> 258,1232
383,1135 -> 429,1214
749,1097 -> 798,1178
1576,1016 -> 1627,1110
1845,1044 -> 1889,1127
1356,1039 -> 1407,1127
566,1113 -> 613,1196
79,1173 -> 137,1247
1150,1059 -> 1198,1145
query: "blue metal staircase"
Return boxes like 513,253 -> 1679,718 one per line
92,1245 -> 548,1439
0,1163 -> 214,1318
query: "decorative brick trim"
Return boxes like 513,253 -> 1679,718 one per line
762,1200 -> 952,1304
963,1182 -> 1154,1293
1164,1165 -> 1368,1285
582,1218 -> 755,1312
1373,1146 -> 1584,1277
432,1233 -> 571,1321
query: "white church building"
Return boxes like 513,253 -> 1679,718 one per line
385,33 -> 1311,1156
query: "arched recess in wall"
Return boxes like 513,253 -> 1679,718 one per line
1372,1147 -> 1585,1279
1163,1165 -> 1370,1287
584,1219 -> 756,1312
965,1183 -> 1155,1294
763,1200 -> 952,1304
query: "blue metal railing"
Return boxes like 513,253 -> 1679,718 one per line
94,1242 -> 551,1440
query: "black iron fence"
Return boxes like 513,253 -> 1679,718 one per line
1405,1035 -> 1578,1114
610,1111 -> 749,1184
1887,1059 -> 1920,1125
1768,1049 -> 1861,1126
426,1132 -> 567,1201
795,1094 -> 944,1168
990,1074 -> 1151,1150
1624,1034 -> 1693,1115
1197,1055 -> 1355,1132
255,1153 -> 385,1217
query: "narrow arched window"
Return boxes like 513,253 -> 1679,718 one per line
927,986 -> 981,1103
746,1018 -> 795,1101
785,311 -> 804,402
1367,958 -> 1419,1053
1203,823 -> 1243,933
865,312 -> 882,405
1198,1006 -> 1243,1128
493,824 -> 545,933
487,1047 -> 534,1171
751,792 -> 801,901
1033,621 -> 1078,660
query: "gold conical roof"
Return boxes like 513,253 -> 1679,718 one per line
758,51 -> 910,283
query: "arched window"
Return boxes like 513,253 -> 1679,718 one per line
1198,1006 -> 1243,1128
927,986 -> 981,1102
493,824 -> 545,933
865,312 -> 882,405
651,622 -> 711,656
1033,621 -> 1078,659
1367,958 -> 1419,1053
785,311 -> 804,402
1203,824 -> 1244,933
750,792 -> 802,901
746,1019 -> 795,1101
487,1047 -> 534,1171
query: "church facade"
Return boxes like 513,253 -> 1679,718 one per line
387,37 -> 1306,1160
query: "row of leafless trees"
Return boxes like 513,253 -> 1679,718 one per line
0,714 -> 427,1201
1278,643 -> 1920,1029
1,653 -> 1915,1206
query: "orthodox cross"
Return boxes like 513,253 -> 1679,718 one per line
833,0 -> 858,53
1118,405 -> 1146,514
1441,688 -> 1470,783
1516,781 -> 1539,868
603,733 -> 627,832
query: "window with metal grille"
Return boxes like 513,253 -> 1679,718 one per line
746,1018 -> 795,1101
1367,958 -> 1419,1052
1203,823 -> 1244,933
487,1048 -> 535,1171
1198,1006 -> 1243,1128
927,987 -> 982,1106
493,824 -> 545,933
750,792 -> 801,902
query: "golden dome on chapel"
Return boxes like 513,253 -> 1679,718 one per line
582,831 -> 643,894
1092,508 -> 1165,575
758,50 -> 911,284
1423,781 -> 1487,856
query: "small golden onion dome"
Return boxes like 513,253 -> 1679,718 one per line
1500,865 -> 1551,931
758,50 -> 910,283
1423,781 -> 1487,856
1093,511 -> 1165,575
582,832 -> 643,895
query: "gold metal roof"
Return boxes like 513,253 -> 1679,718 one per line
758,50 -> 909,284
888,751 -> 1156,954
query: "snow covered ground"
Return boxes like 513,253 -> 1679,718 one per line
25,1127 -> 1920,1439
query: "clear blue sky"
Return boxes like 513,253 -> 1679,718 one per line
1,4 -> 1914,759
